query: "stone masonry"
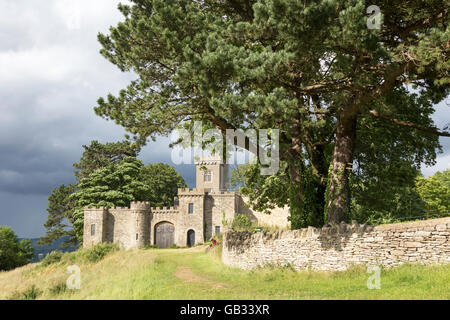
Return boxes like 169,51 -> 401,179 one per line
83,156 -> 290,249
222,217 -> 450,271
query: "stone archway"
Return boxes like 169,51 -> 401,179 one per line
187,229 -> 195,247
154,222 -> 174,248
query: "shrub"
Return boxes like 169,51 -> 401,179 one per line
144,244 -> 159,249
232,214 -> 254,231
0,226 -> 34,271
49,282 -> 67,296
84,243 -> 118,263
41,250 -> 64,266
22,285 -> 42,300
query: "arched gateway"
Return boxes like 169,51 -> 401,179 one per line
154,222 -> 174,248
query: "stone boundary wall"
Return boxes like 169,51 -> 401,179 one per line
222,217 -> 450,271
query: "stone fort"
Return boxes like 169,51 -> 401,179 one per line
83,156 -> 290,249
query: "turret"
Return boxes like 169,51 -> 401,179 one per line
130,201 -> 151,248
195,155 -> 229,192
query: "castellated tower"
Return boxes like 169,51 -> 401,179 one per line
195,155 -> 229,192
130,202 -> 151,248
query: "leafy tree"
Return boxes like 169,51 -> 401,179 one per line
74,140 -> 139,180
39,184 -> 77,246
41,140 -> 139,246
415,170 -> 450,216
140,163 -> 187,207
0,226 -> 34,271
71,157 -> 151,241
95,0 -> 449,227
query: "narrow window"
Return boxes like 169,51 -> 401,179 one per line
215,226 -> 221,235
136,233 -> 139,240
204,170 -> 212,182
91,224 -> 95,236
188,203 -> 194,214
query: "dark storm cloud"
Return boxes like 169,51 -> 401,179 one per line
0,0 -> 181,236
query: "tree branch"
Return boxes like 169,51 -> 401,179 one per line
369,110 -> 450,137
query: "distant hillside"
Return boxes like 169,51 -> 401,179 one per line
19,236 -> 79,262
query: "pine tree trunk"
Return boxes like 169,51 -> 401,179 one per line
326,111 -> 358,223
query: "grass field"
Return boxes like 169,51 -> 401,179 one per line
0,244 -> 449,300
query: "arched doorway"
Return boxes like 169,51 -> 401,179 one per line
154,222 -> 174,248
187,230 -> 195,247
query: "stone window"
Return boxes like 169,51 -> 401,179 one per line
91,224 -> 95,236
215,226 -> 221,235
136,233 -> 139,240
204,170 -> 212,182
188,203 -> 194,214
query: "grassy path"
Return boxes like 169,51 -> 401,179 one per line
0,245 -> 449,299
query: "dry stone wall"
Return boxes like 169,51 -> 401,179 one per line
222,217 -> 450,271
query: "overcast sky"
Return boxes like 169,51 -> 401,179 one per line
0,0 -> 448,238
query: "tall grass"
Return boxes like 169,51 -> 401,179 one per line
1,244 -> 448,300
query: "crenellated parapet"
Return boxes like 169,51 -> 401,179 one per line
131,201 -> 151,210
151,206 -> 180,214
208,190 -> 236,196
177,188 -> 205,196
194,155 -> 224,166
84,206 -> 108,211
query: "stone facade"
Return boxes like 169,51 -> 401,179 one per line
222,217 -> 450,271
83,156 -> 290,249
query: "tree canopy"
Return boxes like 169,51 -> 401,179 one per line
0,226 -> 34,271
95,0 -> 449,227
140,163 -> 187,207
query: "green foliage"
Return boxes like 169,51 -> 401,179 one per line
232,214 -> 254,231
94,0 -> 449,225
41,250 -> 64,267
41,140 -> 139,246
140,163 -> 186,207
83,243 -> 119,263
74,140 -> 139,180
0,226 -> 34,271
350,169 -> 450,225
48,282 -> 67,296
22,285 -> 42,300
415,170 -> 450,216
233,162 -> 290,213
39,184 -> 77,246
144,244 -> 159,249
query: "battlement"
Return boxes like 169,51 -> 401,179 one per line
177,188 -> 205,195
84,201 -> 152,212
208,190 -> 236,196
84,206 -> 108,211
151,206 -> 179,213
130,201 -> 151,210
194,155 -> 224,165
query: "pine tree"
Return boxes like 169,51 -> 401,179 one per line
95,0 -> 449,225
